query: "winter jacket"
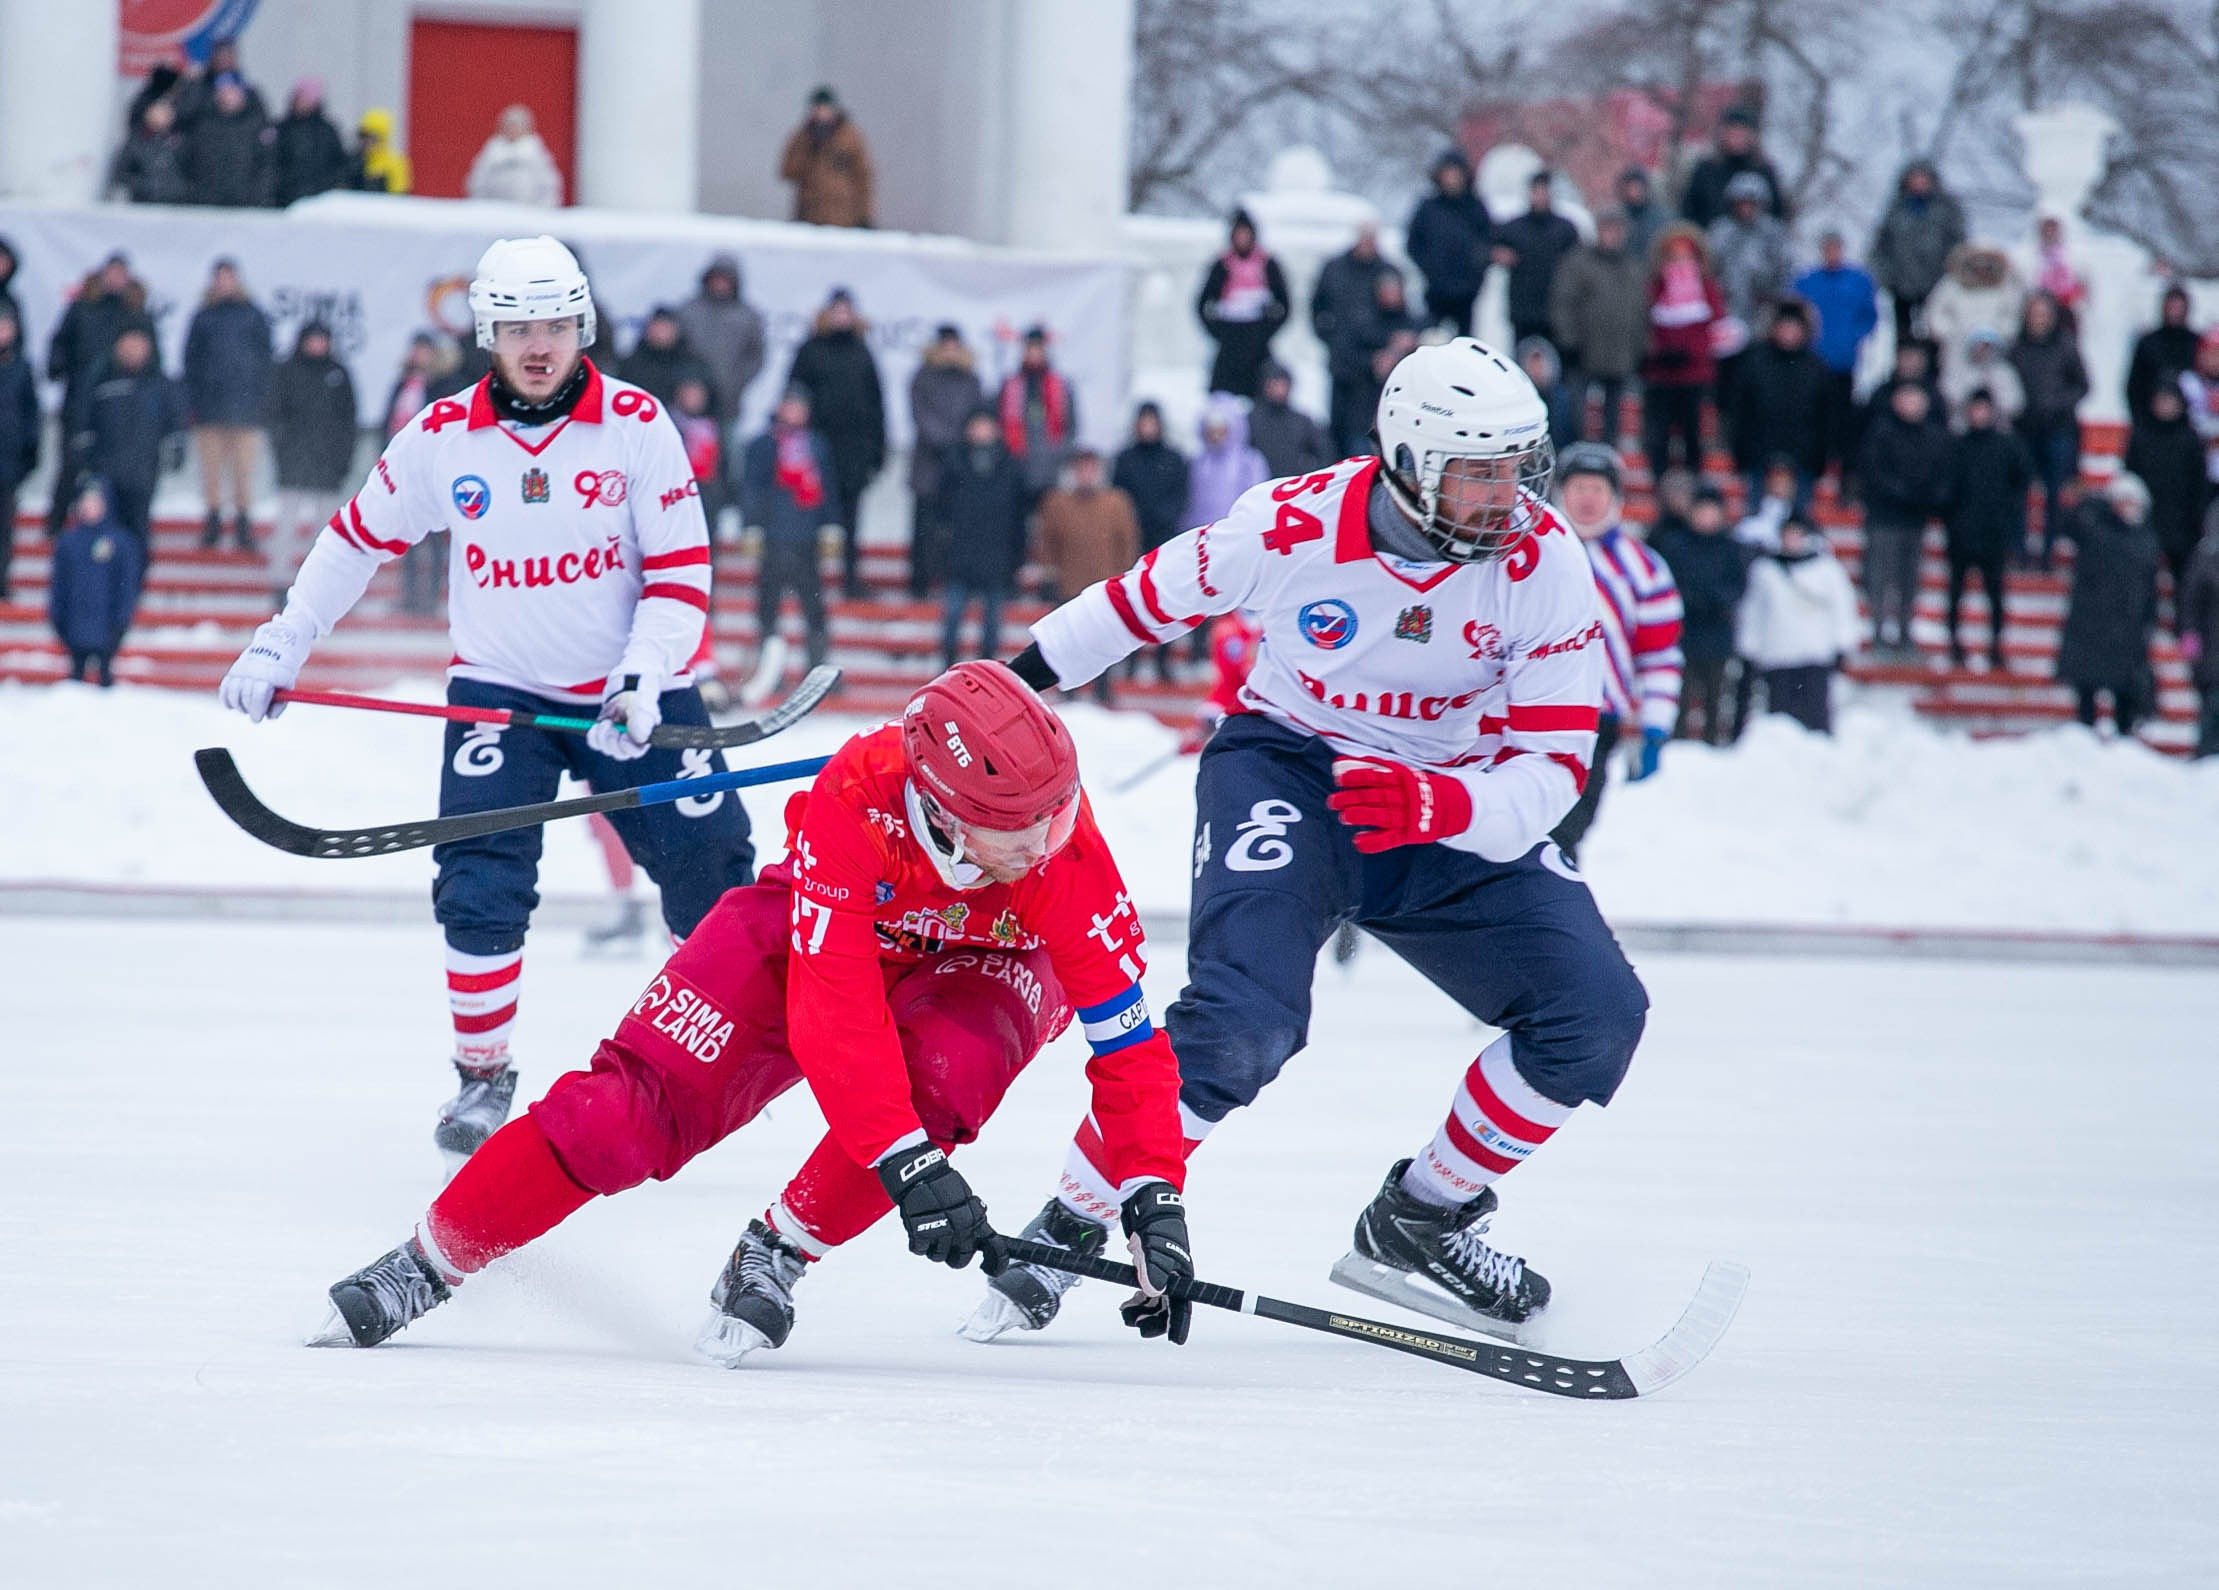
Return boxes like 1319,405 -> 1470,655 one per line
80,364 -> 184,492
49,512 -> 144,652
1736,546 -> 1862,669
1731,341 -> 1832,475
1857,409 -> 1955,526
1196,249 -> 1291,400
908,354 -> 984,500
182,102 -> 272,207
998,366 -> 1079,494
267,345 -> 359,490
466,132 -> 562,205
1113,437 -> 1191,550
1870,172 -> 1968,306
1404,187 -> 1492,302
272,108 -> 349,206
786,322 -> 886,489
183,297 -> 275,426
2124,413 -> 2207,562
1680,149 -> 1785,230
1641,235 -> 1726,389
0,347 -> 38,491
1495,208 -> 1580,331
1312,249 -> 1400,349
1033,484 -> 1141,600
780,115 -> 874,227
2126,322 -> 2199,426
348,109 -> 412,194
48,279 -> 155,399
1648,521 -> 1749,662
1940,346 -> 2023,429
0,234 -> 18,332
2009,326 -> 2090,431
740,427 -> 839,546
2180,525 -> 2219,690
1945,426 -> 2033,563
1925,247 -> 2026,380
1547,241 -> 1650,378
618,337 -> 711,411
1793,263 -> 1879,375
934,441 -> 1030,588
1619,196 -> 1666,266
1248,396 -> 1332,478
110,127 -> 192,205
1517,340 -> 1582,451
1185,398 -> 1271,527
1706,212 -> 1795,330
675,266 -> 767,426
2056,501 -> 2160,691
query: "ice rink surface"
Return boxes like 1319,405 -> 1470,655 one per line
4,916 -> 2216,1587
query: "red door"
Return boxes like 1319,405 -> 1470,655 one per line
406,19 -> 578,202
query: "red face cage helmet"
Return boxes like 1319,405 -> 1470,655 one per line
901,660 -> 1081,835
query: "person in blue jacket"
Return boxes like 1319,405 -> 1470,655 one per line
1793,230 -> 1879,481
49,476 -> 145,686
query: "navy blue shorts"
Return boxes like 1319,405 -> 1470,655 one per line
432,678 -> 755,956
1168,714 -> 1646,1118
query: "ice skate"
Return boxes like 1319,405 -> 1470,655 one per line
581,897 -> 647,957
695,1219 -> 810,1367
959,1198 -> 1106,1343
1329,1159 -> 1551,1343
308,1237 -> 451,1348
434,1061 -> 517,1173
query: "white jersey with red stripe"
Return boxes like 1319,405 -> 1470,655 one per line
1030,456 -> 1607,861
279,360 -> 712,703
1581,523 -> 1684,734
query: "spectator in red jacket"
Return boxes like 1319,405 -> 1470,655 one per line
1640,223 -> 1725,480
997,325 -> 1077,495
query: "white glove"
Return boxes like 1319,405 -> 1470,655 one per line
588,666 -> 664,760
219,616 -> 313,722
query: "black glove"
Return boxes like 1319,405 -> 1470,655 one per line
1117,1180 -> 1193,1345
1005,641 -> 1060,693
876,1143 -> 1004,1272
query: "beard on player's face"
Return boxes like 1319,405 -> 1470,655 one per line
492,319 -> 583,402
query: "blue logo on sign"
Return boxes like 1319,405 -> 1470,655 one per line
452,475 -> 491,520
1298,599 -> 1359,650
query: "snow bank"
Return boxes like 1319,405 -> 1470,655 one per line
4,680 -> 2215,935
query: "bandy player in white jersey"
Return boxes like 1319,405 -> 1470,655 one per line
219,238 -> 754,1166
972,338 -> 1650,1341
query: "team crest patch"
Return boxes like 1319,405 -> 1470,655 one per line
1393,604 -> 1433,643
990,909 -> 1021,946
1297,598 -> 1359,650
574,469 -> 628,507
521,467 -> 550,504
874,880 -> 895,904
940,903 -> 970,934
451,475 -> 491,520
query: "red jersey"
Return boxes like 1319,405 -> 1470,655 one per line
781,725 -> 1185,1193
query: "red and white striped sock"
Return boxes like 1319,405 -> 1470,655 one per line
1055,1103 -> 1211,1227
445,946 -> 522,1075
1402,1035 -> 1576,1208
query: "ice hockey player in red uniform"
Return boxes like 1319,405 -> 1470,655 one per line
312,661 -> 1197,1360
968,339 -> 1649,1344
1177,611 -> 1262,754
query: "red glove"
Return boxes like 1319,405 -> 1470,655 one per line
1326,757 -> 1474,853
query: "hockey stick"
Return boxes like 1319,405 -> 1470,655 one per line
1107,744 -> 1189,794
195,748 -> 832,859
269,663 -> 843,752
998,1238 -> 1749,1401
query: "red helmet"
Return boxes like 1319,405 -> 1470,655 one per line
902,661 -> 1080,833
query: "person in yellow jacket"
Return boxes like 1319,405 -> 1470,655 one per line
349,108 -> 413,194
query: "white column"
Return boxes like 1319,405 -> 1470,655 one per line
0,0 -> 120,202
1002,0 -> 1133,252
578,0 -> 701,211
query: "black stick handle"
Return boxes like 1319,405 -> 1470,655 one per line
998,1237 -> 1249,1313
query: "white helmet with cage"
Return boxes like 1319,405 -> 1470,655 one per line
467,235 -> 596,351
1374,337 -> 1554,563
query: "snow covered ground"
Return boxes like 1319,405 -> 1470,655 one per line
6,678 -> 2218,935
3,917 -> 2215,1586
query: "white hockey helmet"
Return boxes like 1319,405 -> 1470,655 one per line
468,235 -> 596,351
1374,338 -> 1554,563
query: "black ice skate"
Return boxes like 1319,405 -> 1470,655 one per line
434,1062 -> 517,1173
308,1237 -> 451,1348
1329,1158 -> 1551,1343
695,1219 -> 810,1367
959,1198 -> 1107,1343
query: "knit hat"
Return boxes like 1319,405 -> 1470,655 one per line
1557,441 -> 1622,494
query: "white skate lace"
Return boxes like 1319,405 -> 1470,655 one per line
1443,1218 -> 1525,1298
732,1231 -> 806,1310
360,1251 -> 441,1327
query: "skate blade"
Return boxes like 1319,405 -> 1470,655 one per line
305,1304 -> 360,1349
957,1288 -> 1036,1344
694,1311 -> 774,1368
1327,1251 -> 1538,1345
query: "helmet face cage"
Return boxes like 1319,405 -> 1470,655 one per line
1384,431 -> 1556,563
911,781 -> 1080,882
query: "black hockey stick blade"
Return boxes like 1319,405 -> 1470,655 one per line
666,663 -> 841,750
996,1238 -> 1748,1401
193,746 -> 830,859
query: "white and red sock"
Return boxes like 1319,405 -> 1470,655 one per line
445,945 -> 522,1074
1401,1035 -> 1576,1208
1055,1103 -> 1212,1227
